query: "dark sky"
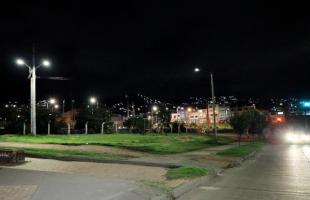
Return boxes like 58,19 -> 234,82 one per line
1,1 -> 310,104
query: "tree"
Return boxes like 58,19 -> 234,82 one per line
0,104 -> 28,134
37,106 -> 68,134
123,116 -> 148,133
0,104 -> 65,134
156,104 -> 171,134
230,113 -> 249,146
75,105 -> 111,133
245,110 -> 267,140
230,110 -> 267,146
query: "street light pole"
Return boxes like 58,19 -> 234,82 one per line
30,64 -> 37,135
194,67 -> 217,142
16,46 -> 51,136
29,45 -> 37,135
210,72 -> 217,142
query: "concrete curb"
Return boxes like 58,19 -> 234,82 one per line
151,193 -> 172,200
25,154 -> 181,168
151,169 -> 223,200
171,169 -> 223,199
225,150 -> 258,168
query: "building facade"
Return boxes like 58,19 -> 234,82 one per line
170,105 -> 231,127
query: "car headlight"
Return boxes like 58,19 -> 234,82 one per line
286,134 -> 299,143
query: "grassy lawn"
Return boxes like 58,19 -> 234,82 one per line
0,134 -> 232,154
217,142 -> 265,157
0,146 -> 132,161
166,166 -> 209,179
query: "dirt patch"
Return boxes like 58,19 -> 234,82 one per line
3,158 -> 187,187
0,142 -> 148,157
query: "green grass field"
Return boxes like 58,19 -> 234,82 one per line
216,142 -> 265,157
166,166 -> 209,179
0,134 -> 232,154
0,146 -> 132,161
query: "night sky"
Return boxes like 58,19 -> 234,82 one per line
1,1 -> 309,104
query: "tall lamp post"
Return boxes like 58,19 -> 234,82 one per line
89,96 -> 98,115
151,105 -> 158,128
47,98 -> 57,110
16,48 -> 51,136
194,67 -> 217,142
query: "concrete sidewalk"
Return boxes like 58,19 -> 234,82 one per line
178,144 -> 310,200
0,168 -> 163,200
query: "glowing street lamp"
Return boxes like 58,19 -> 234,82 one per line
49,98 -> 56,105
16,59 -> 25,66
90,97 -> 97,104
42,60 -> 50,67
151,105 -> 158,127
89,96 -> 99,114
15,46 -> 51,136
194,67 -> 200,72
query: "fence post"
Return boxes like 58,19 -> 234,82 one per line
67,123 -> 71,135
101,122 -> 105,134
85,122 -> 88,134
47,121 -> 51,135
23,122 -> 26,135
115,122 -> 118,133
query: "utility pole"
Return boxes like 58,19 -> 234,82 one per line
62,99 -> 65,116
132,102 -> 136,117
126,94 -> 129,118
71,99 -> 75,122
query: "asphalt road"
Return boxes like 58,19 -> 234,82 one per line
0,168 -> 161,200
179,144 -> 310,200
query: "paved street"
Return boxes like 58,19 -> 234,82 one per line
0,168 -> 162,200
179,144 -> 310,200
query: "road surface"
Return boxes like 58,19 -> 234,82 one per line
179,144 -> 310,200
0,168 -> 162,200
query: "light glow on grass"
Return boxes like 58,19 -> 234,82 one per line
166,166 -> 209,179
217,142 -> 264,157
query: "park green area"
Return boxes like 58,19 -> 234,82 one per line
217,141 -> 264,157
166,166 -> 209,179
0,146 -> 131,161
0,134 -> 232,154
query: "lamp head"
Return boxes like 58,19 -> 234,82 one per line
89,97 -> 97,104
194,67 -> 200,72
16,59 -> 25,66
42,60 -> 50,67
